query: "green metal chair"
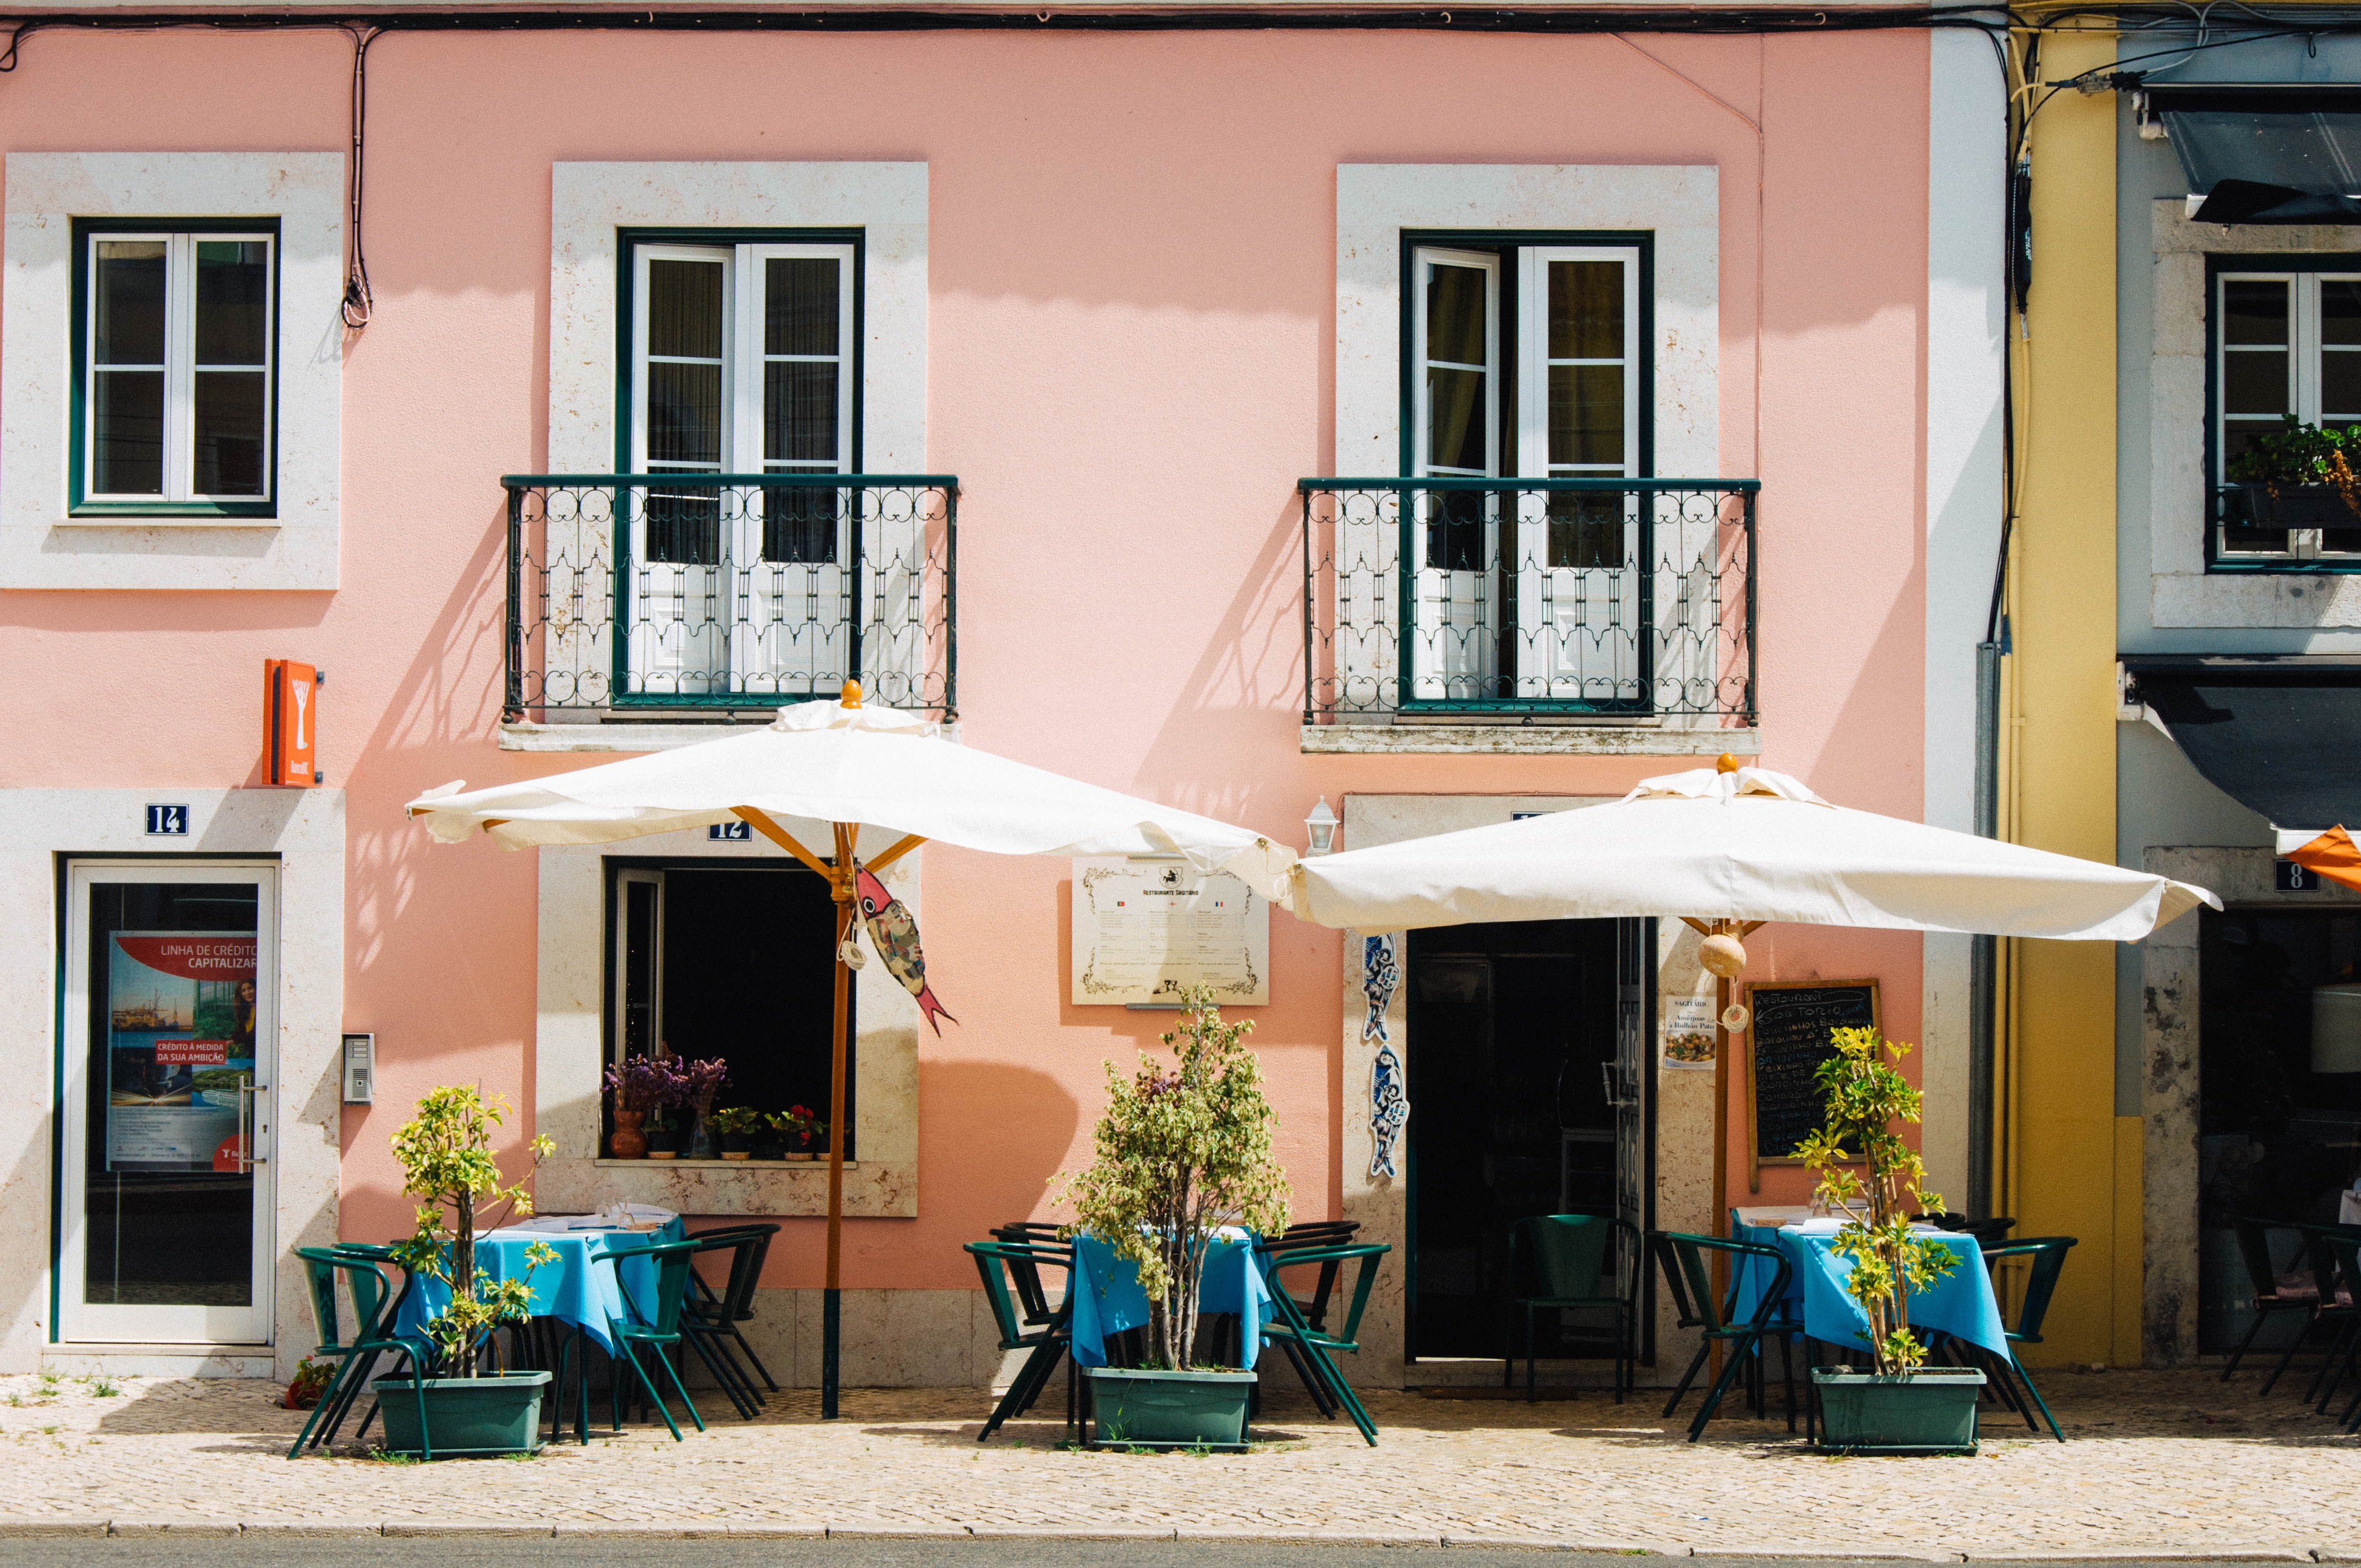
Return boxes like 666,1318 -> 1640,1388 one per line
1978,1235 -> 2076,1442
1502,1215 -> 1640,1404
1648,1230 -> 1795,1442
1258,1242 -> 1389,1445
678,1227 -> 777,1421
582,1238 -> 706,1442
286,1244 -> 431,1460
966,1239 -> 1076,1442
686,1222 -> 782,1396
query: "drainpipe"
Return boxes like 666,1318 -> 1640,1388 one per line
1969,631 -> 2005,1220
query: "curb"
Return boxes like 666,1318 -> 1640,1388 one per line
9,1519 -> 2342,1558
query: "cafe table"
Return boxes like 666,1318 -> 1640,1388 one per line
1731,1206 -> 2011,1360
1067,1229 -> 1276,1368
392,1205 -> 687,1355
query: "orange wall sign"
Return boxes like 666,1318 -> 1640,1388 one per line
264,659 -> 322,788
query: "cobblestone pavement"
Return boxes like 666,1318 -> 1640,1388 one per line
0,1367 -> 2353,1558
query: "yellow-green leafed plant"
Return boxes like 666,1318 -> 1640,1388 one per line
388,1086 -> 557,1376
1055,986 -> 1292,1371
1794,1027 -> 1956,1375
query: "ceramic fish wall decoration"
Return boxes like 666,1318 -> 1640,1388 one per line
853,860 -> 957,1036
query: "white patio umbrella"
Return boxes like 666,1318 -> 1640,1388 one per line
1283,758 -> 2218,1240
407,683 -> 1294,1417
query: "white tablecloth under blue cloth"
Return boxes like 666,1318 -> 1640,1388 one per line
392,1213 -> 688,1356
1067,1231 -> 1275,1368
1732,1221 -> 2011,1359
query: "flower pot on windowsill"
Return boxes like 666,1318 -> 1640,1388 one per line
2227,480 -> 2361,529
1084,1366 -> 1255,1451
1811,1365 -> 1986,1454
609,1108 -> 648,1160
785,1148 -> 814,1162
721,1133 -> 753,1161
645,1127 -> 681,1160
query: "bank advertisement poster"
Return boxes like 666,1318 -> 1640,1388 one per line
105,932 -> 257,1173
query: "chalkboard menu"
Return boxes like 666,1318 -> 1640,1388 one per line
1744,979 -> 1881,1184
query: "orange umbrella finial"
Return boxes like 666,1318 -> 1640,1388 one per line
1716,752 -> 1741,774
840,679 -> 863,709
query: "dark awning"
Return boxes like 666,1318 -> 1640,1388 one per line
2149,86 -> 2361,225
2123,656 -> 2361,833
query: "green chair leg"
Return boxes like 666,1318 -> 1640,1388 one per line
620,1343 -> 683,1441
655,1344 -> 706,1434
2011,1354 -> 2064,1442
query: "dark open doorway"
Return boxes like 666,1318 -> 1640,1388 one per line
1404,916 -> 1651,1365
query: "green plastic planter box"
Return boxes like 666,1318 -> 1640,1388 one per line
368,1371 -> 551,1458
1084,1367 -> 1254,1451
1812,1365 -> 1985,1454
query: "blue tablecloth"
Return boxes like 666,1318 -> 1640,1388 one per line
1733,1221 -> 2011,1359
1068,1231 -> 1275,1369
392,1216 -> 688,1356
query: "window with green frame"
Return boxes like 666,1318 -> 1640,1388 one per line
70,219 -> 280,517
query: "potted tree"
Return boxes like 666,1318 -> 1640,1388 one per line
2224,416 -> 2361,529
1056,985 -> 1290,1450
1797,1026 -> 1985,1453
710,1105 -> 761,1160
374,1086 -> 558,1458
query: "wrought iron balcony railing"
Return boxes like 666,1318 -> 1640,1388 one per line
502,473 -> 957,724
1299,477 -> 1758,724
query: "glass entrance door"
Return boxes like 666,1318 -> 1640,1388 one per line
60,864 -> 276,1344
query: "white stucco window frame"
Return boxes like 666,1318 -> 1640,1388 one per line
0,788 -> 344,1378
522,162 -> 928,752
1322,165 -> 1727,756
2150,200 -> 2361,626
533,826 -> 920,1218
1,152 -> 344,592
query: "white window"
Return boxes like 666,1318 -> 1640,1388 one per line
80,229 -> 275,509
2216,269 -> 2361,562
624,240 -> 858,701
1408,241 -> 1643,703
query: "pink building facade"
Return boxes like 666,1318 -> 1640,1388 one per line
0,13 -> 2006,1387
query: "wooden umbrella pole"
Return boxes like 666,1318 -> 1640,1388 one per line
1709,931 -> 1731,1382
823,819 -> 855,1421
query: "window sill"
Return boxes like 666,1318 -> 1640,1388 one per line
1300,723 -> 1761,757
539,1152 -> 912,1218
503,720 -> 957,752
53,513 -> 280,528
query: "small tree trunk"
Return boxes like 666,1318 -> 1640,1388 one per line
454,1192 -> 476,1377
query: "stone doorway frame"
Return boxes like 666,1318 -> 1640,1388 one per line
1335,793 -> 1715,1389
2139,845 -> 2361,1366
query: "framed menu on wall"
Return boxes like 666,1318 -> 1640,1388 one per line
1743,978 -> 1880,1189
1071,857 -> 1269,1006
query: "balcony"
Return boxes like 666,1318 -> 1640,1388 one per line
1299,478 -> 1758,743
502,473 -> 957,726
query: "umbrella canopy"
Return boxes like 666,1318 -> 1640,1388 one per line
403,686 -> 1293,1423
1284,764 -> 2218,939
407,700 -> 1295,897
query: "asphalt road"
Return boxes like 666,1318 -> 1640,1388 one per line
0,1542 -> 2287,1568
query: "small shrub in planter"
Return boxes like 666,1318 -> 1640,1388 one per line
709,1105 -> 761,1160
377,1087 -> 557,1458
2225,416 -> 2361,527
768,1106 -> 820,1160
644,1117 -> 681,1159
1797,1027 -> 1984,1453
1055,985 -> 1290,1450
